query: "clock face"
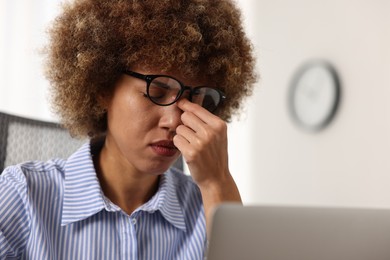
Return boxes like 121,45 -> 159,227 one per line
289,61 -> 340,131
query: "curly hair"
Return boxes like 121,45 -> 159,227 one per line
45,0 -> 257,138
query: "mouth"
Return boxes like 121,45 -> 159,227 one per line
150,140 -> 178,157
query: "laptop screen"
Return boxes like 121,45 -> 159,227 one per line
207,203 -> 390,260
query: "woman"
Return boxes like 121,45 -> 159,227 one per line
0,0 -> 256,259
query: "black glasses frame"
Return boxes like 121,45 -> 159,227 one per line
123,70 -> 226,112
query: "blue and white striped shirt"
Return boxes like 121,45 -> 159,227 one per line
0,142 -> 206,259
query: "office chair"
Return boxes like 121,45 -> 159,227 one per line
0,111 -> 183,173
0,111 -> 85,172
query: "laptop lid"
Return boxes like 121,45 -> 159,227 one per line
207,204 -> 390,260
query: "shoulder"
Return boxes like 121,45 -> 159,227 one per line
0,160 -> 66,258
0,159 -> 68,203
1,159 -> 66,186
0,159 -> 66,206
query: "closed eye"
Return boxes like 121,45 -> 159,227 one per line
148,84 -> 170,99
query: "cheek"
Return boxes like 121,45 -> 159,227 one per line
108,93 -> 158,135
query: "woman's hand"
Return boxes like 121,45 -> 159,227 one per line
173,99 -> 242,236
173,99 -> 229,186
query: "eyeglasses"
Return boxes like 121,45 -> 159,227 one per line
123,70 -> 226,113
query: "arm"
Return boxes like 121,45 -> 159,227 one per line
173,99 -> 242,237
0,168 -> 30,258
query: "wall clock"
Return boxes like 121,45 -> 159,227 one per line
288,60 -> 341,132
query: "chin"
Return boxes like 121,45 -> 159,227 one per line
135,151 -> 181,175
143,159 -> 176,176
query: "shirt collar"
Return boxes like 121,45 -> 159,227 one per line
137,171 -> 187,231
61,142 -> 108,226
61,142 -> 187,231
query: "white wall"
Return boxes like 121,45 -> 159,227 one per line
0,0 -> 61,121
2,0 -> 389,208
230,0 -> 390,207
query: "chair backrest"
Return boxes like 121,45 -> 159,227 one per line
0,111 -> 184,173
0,111 -> 85,172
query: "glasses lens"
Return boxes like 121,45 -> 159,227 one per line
148,77 -> 181,105
192,87 -> 222,112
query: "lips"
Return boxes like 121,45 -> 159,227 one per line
150,140 -> 178,157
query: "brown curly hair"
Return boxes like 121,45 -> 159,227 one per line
45,0 -> 257,138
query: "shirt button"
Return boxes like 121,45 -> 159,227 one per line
131,218 -> 137,225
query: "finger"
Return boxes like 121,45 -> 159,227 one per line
180,108 -> 228,144
177,99 -> 220,125
180,111 -> 207,134
176,124 -> 198,144
173,134 -> 202,164
173,134 -> 191,154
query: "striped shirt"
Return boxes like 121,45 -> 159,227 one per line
0,142 -> 206,259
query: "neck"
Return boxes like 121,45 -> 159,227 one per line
93,139 -> 160,215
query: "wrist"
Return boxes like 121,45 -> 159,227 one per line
198,173 -> 242,204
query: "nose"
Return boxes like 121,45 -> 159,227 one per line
158,102 -> 183,134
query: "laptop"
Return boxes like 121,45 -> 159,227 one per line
207,203 -> 390,260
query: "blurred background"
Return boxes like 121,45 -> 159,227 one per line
1,0 -> 389,207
